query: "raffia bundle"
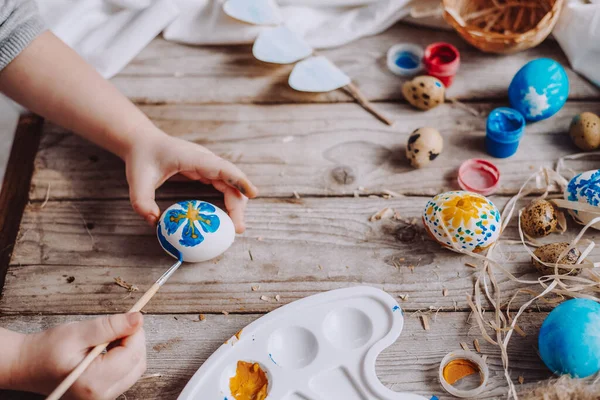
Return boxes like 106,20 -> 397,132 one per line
442,0 -> 564,53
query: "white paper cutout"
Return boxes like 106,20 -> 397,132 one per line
253,26 -> 313,64
288,56 -> 351,92
223,0 -> 283,26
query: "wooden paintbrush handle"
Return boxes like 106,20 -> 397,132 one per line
345,82 -> 394,126
46,283 -> 161,400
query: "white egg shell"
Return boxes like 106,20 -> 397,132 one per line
223,0 -> 282,25
564,169 -> 600,230
157,201 -> 235,262
422,191 -> 501,253
253,26 -> 313,64
289,56 -> 351,93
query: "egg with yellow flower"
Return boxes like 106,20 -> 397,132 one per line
422,191 -> 501,252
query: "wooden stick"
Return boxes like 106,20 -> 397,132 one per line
344,83 -> 394,126
46,260 -> 182,400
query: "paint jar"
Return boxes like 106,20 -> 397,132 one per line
423,42 -> 460,87
485,107 -> 526,158
439,350 -> 489,398
458,159 -> 500,196
386,43 -> 423,76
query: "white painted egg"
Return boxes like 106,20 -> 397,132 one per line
422,191 -> 501,253
564,169 -> 600,230
157,200 -> 235,262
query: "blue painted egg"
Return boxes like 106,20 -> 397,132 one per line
157,200 -> 235,262
539,298 -> 600,377
508,58 -> 569,122
564,169 -> 600,230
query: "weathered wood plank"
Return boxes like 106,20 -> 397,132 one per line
29,101 -> 600,201
4,197 -> 598,314
111,23 -> 599,104
0,312 -> 553,399
0,116 -> 44,296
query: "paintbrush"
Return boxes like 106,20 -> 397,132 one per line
45,259 -> 183,400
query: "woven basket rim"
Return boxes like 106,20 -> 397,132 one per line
443,0 -> 563,40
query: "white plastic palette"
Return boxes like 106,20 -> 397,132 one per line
178,286 -> 429,400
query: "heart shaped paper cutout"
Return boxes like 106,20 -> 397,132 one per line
289,56 -> 351,93
253,26 -> 313,64
223,0 -> 283,26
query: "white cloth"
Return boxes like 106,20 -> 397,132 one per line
35,0 -> 180,78
553,0 -> 600,87
163,0 -> 412,48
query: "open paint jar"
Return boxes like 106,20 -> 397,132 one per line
458,159 -> 500,196
423,42 -> 460,87
485,107 -> 526,158
439,350 -> 489,398
386,43 -> 423,76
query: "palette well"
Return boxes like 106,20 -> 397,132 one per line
178,286 -> 429,400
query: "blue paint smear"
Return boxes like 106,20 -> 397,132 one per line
430,396 -> 439,400
269,353 -> 277,365
395,51 -> 419,69
157,224 -> 182,261
392,305 -> 400,312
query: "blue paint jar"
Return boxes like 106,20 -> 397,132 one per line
485,107 -> 526,158
386,43 -> 423,76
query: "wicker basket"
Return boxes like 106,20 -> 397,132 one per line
442,0 -> 564,54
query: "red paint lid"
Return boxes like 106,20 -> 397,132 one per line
458,159 -> 500,196
423,42 -> 460,87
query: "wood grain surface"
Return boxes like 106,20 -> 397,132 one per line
3,197 -> 599,315
111,24 -> 599,104
28,102 -> 600,201
0,312 -> 552,399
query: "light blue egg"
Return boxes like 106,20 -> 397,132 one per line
539,298 -> 600,378
508,58 -> 569,122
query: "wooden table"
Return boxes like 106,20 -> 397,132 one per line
1,23 -> 599,399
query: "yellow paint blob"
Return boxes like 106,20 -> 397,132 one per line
229,361 -> 268,400
443,359 -> 480,385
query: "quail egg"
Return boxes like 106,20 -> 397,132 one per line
406,127 -> 443,168
532,242 -> 582,276
520,199 -> 558,238
569,112 -> 600,151
402,75 -> 445,111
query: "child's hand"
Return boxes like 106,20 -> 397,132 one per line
125,129 -> 259,233
13,313 -> 146,400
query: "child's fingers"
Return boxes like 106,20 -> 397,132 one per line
185,152 -> 258,199
76,313 -> 143,347
212,180 -> 248,234
106,329 -> 146,391
127,169 -> 161,225
92,328 -> 147,399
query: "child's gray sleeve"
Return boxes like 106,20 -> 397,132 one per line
0,0 -> 45,71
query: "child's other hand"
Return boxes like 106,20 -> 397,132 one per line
15,313 -> 146,399
125,129 -> 258,233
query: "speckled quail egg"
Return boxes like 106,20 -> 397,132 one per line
569,112 -> 600,151
532,242 -> 582,276
406,127 -> 443,168
520,199 -> 558,238
402,75 -> 445,111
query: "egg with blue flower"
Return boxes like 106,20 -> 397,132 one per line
539,298 -> 600,378
564,169 -> 600,230
422,191 -> 501,253
508,58 -> 569,122
156,200 -> 235,262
